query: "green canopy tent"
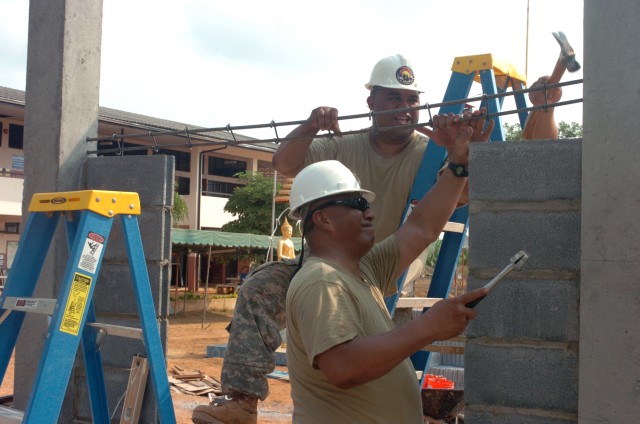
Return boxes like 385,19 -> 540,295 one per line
172,228 -> 303,251
171,228 -> 303,324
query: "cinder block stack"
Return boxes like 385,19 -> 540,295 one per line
465,139 -> 581,424
67,155 -> 174,422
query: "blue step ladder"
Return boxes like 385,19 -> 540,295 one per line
0,190 -> 176,424
384,54 -> 529,387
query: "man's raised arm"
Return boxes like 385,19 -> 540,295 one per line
272,106 -> 341,176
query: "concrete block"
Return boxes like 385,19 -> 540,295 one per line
85,155 -> 173,207
471,139 -> 581,202
469,210 -> 581,271
90,315 -> 167,368
464,343 -> 578,413
465,409 -> 577,424
94,263 -> 164,315
466,277 -> 580,342
101,210 -> 168,262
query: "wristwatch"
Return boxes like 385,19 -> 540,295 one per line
447,162 -> 469,178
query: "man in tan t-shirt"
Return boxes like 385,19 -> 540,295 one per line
285,131 -> 487,422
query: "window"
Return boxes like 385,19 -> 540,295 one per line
96,141 -> 148,156
155,148 -> 190,172
208,157 -> 246,177
204,180 -> 241,198
176,176 -> 190,195
8,124 -> 23,149
5,222 -> 20,233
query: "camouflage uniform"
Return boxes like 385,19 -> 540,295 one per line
221,258 -> 299,400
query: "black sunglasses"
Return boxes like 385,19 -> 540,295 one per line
312,196 -> 370,213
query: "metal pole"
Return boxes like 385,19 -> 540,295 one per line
202,244 -> 212,328
525,0 -> 530,78
268,170 -> 277,262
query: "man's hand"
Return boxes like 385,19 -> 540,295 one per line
307,106 -> 342,135
418,107 -> 494,148
528,76 -> 563,106
422,287 -> 488,341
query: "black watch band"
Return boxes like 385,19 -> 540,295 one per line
447,162 -> 469,178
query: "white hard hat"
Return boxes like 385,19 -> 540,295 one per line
288,160 -> 375,220
365,54 -> 421,92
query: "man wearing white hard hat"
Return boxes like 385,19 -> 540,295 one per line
285,129 -> 487,422
274,53 -> 492,241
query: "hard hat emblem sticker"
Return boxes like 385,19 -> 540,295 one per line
396,66 -> 415,86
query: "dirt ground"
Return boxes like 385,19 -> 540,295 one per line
168,310 -> 293,423
0,310 -> 293,423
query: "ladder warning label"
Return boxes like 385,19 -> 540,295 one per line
78,232 -> 105,274
60,272 -> 92,336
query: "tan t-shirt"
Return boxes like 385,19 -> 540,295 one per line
286,236 -> 424,424
304,131 -> 428,242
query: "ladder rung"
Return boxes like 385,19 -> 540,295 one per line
88,322 -> 143,339
396,297 -> 442,309
443,221 -> 465,233
1,297 -> 57,315
420,344 -> 465,355
0,405 -> 24,423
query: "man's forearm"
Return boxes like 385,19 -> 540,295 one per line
522,110 -> 559,140
272,123 -> 317,177
394,170 -> 467,272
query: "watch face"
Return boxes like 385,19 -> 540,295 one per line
448,162 -> 468,177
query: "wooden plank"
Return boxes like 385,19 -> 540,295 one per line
120,356 -> 149,424
420,345 -> 465,355
396,297 -> 442,309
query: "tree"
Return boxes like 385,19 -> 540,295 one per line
425,239 -> 442,269
503,121 -> 582,141
221,171 -> 293,235
557,121 -> 583,138
173,186 -> 188,227
503,122 -> 523,141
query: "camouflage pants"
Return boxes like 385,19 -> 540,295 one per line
221,260 -> 298,400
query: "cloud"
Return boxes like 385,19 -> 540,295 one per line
0,0 -> 584,133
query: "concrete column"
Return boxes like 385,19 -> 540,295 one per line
579,1 -> 640,422
16,1 -> 102,421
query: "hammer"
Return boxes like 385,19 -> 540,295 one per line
466,250 -> 529,308
548,31 -> 581,85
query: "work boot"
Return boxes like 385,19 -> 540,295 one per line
192,394 -> 258,424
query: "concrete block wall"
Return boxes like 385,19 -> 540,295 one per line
465,139 -> 581,423
63,155 -> 174,423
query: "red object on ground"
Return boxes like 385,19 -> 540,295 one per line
422,374 -> 455,389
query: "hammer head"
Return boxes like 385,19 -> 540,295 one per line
553,31 -> 581,72
510,250 -> 529,269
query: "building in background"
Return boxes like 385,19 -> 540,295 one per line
0,86 -> 284,278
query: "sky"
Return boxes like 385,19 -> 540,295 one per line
0,0 -> 584,141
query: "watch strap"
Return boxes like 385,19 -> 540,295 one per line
447,162 -> 469,178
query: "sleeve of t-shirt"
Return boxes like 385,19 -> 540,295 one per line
361,235 -> 402,298
303,137 -> 340,167
294,280 -> 363,368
